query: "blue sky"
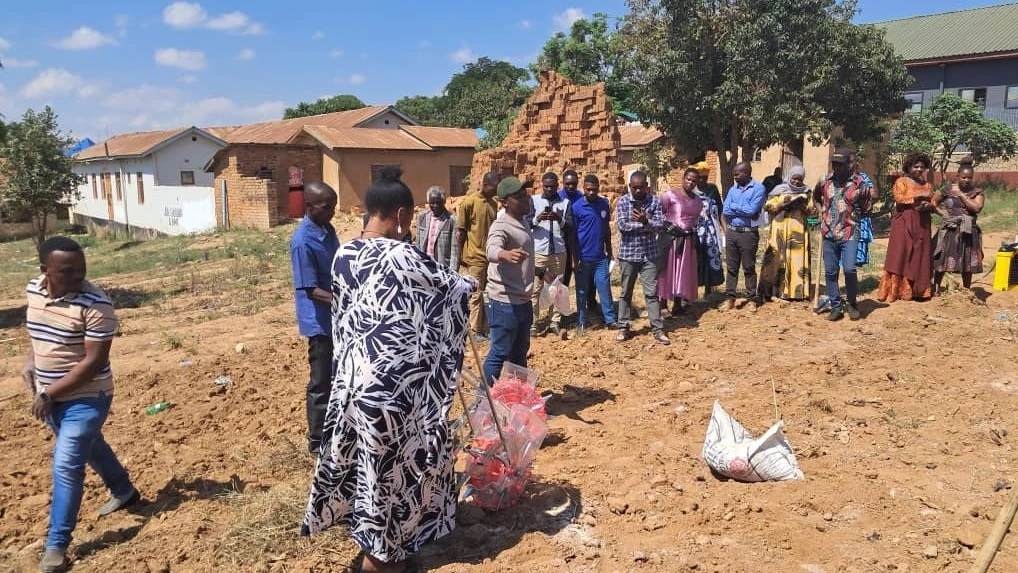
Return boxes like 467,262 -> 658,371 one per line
0,0 -> 1003,141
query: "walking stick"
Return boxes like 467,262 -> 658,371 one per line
809,218 -> 821,310
969,485 -> 1018,573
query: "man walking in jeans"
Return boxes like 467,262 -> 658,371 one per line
814,148 -> 873,321
615,171 -> 670,345
23,237 -> 139,573
289,182 -> 339,455
721,161 -> 767,311
483,176 -> 536,386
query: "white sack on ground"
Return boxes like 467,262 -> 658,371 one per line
702,401 -> 804,482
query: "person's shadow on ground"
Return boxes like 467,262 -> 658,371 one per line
73,475 -> 246,560
544,384 -> 615,424
418,480 -> 581,571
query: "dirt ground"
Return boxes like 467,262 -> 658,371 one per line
2,219 -> 1018,573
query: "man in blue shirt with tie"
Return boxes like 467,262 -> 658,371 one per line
289,182 -> 339,455
721,161 -> 767,311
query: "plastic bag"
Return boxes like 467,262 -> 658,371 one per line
537,282 -> 555,314
702,401 -> 804,482
546,277 -> 573,315
464,400 -> 548,510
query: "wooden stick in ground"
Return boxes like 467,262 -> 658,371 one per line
770,377 -> 780,422
811,225 -> 822,309
970,484 -> 1018,573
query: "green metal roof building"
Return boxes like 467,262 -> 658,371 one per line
873,2 -> 1018,125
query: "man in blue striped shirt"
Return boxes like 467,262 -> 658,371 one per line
615,171 -> 670,345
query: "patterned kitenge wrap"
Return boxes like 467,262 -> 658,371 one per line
302,238 -> 475,563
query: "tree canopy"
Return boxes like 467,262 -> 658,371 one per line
0,107 -> 83,245
282,94 -> 367,119
395,57 -> 532,149
622,0 -> 911,188
532,13 -> 635,115
889,93 -> 1017,179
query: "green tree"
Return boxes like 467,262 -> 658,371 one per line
0,107 -> 83,245
395,57 -> 532,148
532,13 -> 634,115
889,93 -> 1018,179
393,94 -> 448,125
623,0 -> 911,188
282,94 -> 367,119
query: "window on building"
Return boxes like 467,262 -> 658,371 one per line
959,87 -> 988,109
1007,86 -> 1018,109
905,92 -> 923,113
449,166 -> 471,197
180,170 -> 196,186
90,174 -> 98,199
370,164 -> 401,183
114,172 -> 123,201
137,172 -> 145,204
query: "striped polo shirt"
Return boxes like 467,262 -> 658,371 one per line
26,276 -> 116,400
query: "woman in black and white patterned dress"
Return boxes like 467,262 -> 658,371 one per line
302,167 -> 475,573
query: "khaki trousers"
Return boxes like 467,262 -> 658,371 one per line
465,264 -> 489,334
531,251 -> 567,326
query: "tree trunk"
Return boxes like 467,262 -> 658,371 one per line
32,209 -> 51,248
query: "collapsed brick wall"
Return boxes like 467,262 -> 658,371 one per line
212,144 -> 322,230
469,71 -> 626,200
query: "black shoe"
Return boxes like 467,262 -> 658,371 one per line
607,322 -> 627,331
846,302 -> 861,320
827,306 -> 844,321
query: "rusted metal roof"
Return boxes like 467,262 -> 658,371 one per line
400,125 -> 478,148
297,125 -> 434,150
75,127 -> 191,160
876,3 -> 1018,62
215,105 -> 396,144
619,125 -> 664,148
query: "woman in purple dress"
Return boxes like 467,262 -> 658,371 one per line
658,168 -> 704,314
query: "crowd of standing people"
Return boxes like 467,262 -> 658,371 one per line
16,145 -> 990,573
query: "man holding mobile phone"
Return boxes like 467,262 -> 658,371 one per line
530,172 -> 572,337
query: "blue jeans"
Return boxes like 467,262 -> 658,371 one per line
483,300 -> 533,386
822,237 -> 860,309
46,392 -> 134,550
575,258 -> 616,326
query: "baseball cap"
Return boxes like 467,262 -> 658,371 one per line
831,148 -> 852,164
497,176 -> 533,200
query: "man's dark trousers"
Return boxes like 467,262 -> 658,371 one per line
306,335 -> 333,454
724,228 -> 760,301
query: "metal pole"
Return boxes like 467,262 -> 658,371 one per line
220,179 -> 229,229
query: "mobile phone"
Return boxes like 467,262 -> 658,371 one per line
544,205 -> 552,213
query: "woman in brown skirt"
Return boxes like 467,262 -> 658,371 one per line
876,152 -> 935,302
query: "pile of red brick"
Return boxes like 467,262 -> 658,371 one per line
469,71 -> 626,199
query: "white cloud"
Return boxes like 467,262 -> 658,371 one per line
163,2 -> 207,28
236,48 -> 255,61
54,26 -> 118,50
312,31 -> 325,40
98,83 -> 283,131
20,68 -> 103,98
519,19 -> 532,29
329,49 -> 344,59
178,74 -> 199,84
553,7 -> 585,30
0,37 -> 10,51
154,48 -> 207,71
115,15 -> 129,37
3,57 -> 39,69
450,45 -> 477,64
162,2 -> 265,35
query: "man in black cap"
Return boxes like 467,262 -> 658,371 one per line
482,176 -> 536,386
813,148 -> 873,321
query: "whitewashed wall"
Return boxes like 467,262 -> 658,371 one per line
70,135 -> 221,236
